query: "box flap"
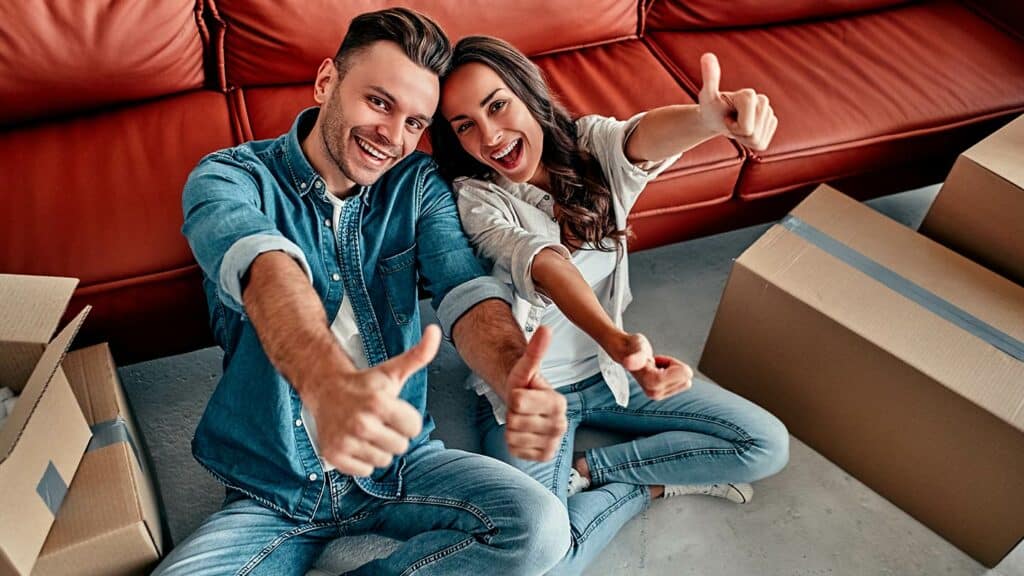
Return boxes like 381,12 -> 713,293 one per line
739,186 -> 1024,431
0,275 -> 77,344
0,307 -> 90,463
0,275 -> 79,391
963,115 -> 1024,189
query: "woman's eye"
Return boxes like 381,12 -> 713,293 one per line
489,100 -> 506,113
455,122 -> 473,135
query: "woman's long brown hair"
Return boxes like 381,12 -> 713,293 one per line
431,35 -> 625,251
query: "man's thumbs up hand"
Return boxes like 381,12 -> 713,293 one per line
698,52 -> 778,152
504,326 -> 568,461
309,325 -> 441,477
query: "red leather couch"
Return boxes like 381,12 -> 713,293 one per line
2,0 -> 1022,365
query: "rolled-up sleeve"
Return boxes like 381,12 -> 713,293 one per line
182,151 -> 312,313
455,181 -> 570,307
577,113 -> 682,208
415,164 -> 513,339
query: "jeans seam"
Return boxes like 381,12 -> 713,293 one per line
595,447 -> 741,480
235,521 -> 339,576
572,485 -> 647,545
399,536 -> 476,576
382,495 -> 497,539
583,407 -> 754,441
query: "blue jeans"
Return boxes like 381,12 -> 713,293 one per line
478,373 -> 789,576
152,440 -> 570,576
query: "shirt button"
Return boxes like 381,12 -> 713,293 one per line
332,273 -> 341,281
526,325 -> 534,332
300,182 -> 307,189
543,194 -> 550,200
294,419 -> 303,427
324,218 -> 331,228
315,181 -> 323,189
308,473 -> 318,482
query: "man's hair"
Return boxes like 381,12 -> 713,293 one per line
334,8 -> 451,77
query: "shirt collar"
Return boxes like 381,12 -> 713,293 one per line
284,107 -> 370,206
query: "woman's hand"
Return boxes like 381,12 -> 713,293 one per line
698,52 -> 778,152
606,332 -> 693,400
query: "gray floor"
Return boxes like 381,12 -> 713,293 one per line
120,184 -> 1024,575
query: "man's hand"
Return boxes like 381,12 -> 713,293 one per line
305,325 -> 442,477
698,52 -> 778,151
504,326 -> 568,461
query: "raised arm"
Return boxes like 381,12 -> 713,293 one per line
625,52 -> 778,163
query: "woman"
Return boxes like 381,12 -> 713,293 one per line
432,36 -> 788,575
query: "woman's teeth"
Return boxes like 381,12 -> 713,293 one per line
491,139 -> 518,160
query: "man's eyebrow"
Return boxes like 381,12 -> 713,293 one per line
370,85 -> 433,126
448,88 -> 504,123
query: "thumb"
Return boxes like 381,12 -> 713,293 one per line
509,325 -> 551,389
700,52 -> 721,98
378,324 -> 441,390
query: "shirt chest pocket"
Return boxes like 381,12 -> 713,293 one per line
378,244 -> 418,326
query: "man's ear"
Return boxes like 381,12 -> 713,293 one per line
313,58 -> 336,105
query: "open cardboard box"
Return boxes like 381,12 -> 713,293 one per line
0,275 -> 92,576
32,343 -> 165,576
700,185 -> 1024,567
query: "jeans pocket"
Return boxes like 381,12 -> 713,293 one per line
379,244 -> 418,326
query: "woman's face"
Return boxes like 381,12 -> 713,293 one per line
440,62 -> 545,185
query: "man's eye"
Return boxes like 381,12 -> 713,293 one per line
369,96 -> 387,109
407,118 -> 423,131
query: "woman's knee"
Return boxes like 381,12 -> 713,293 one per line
745,411 -> 790,480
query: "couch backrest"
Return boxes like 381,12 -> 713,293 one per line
645,0 -> 912,30
0,0 -> 207,128
210,0 -> 641,88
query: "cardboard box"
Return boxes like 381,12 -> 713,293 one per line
700,185 -> 1024,567
32,344 -> 164,576
0,275 -> 92,576
920,113 -> 1024,285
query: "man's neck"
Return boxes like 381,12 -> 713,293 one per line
300,122 -> 358,199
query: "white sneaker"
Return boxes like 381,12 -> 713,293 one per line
566,468 -> 591,497
662,482 -> 753,504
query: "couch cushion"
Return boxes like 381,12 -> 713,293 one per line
647,0 -> 1024,198
0,91 -> 235,362
646,0 -> 911,30
0,0 -> 206,128
211,0 -> 639,88
534,40 -> 742,217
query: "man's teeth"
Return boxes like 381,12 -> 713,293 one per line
356,137 -> 388,160
491,139 -> 518,160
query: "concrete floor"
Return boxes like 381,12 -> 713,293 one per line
120,184 -> 1024,575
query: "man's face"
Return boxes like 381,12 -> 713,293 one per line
314,41 -> 439,188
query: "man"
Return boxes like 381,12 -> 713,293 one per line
153,8 -> 571,576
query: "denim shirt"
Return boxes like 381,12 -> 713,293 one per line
182,107 -> 510,521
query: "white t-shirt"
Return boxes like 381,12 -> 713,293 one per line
540,245 -> 617,387
301,192 -> 369,472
